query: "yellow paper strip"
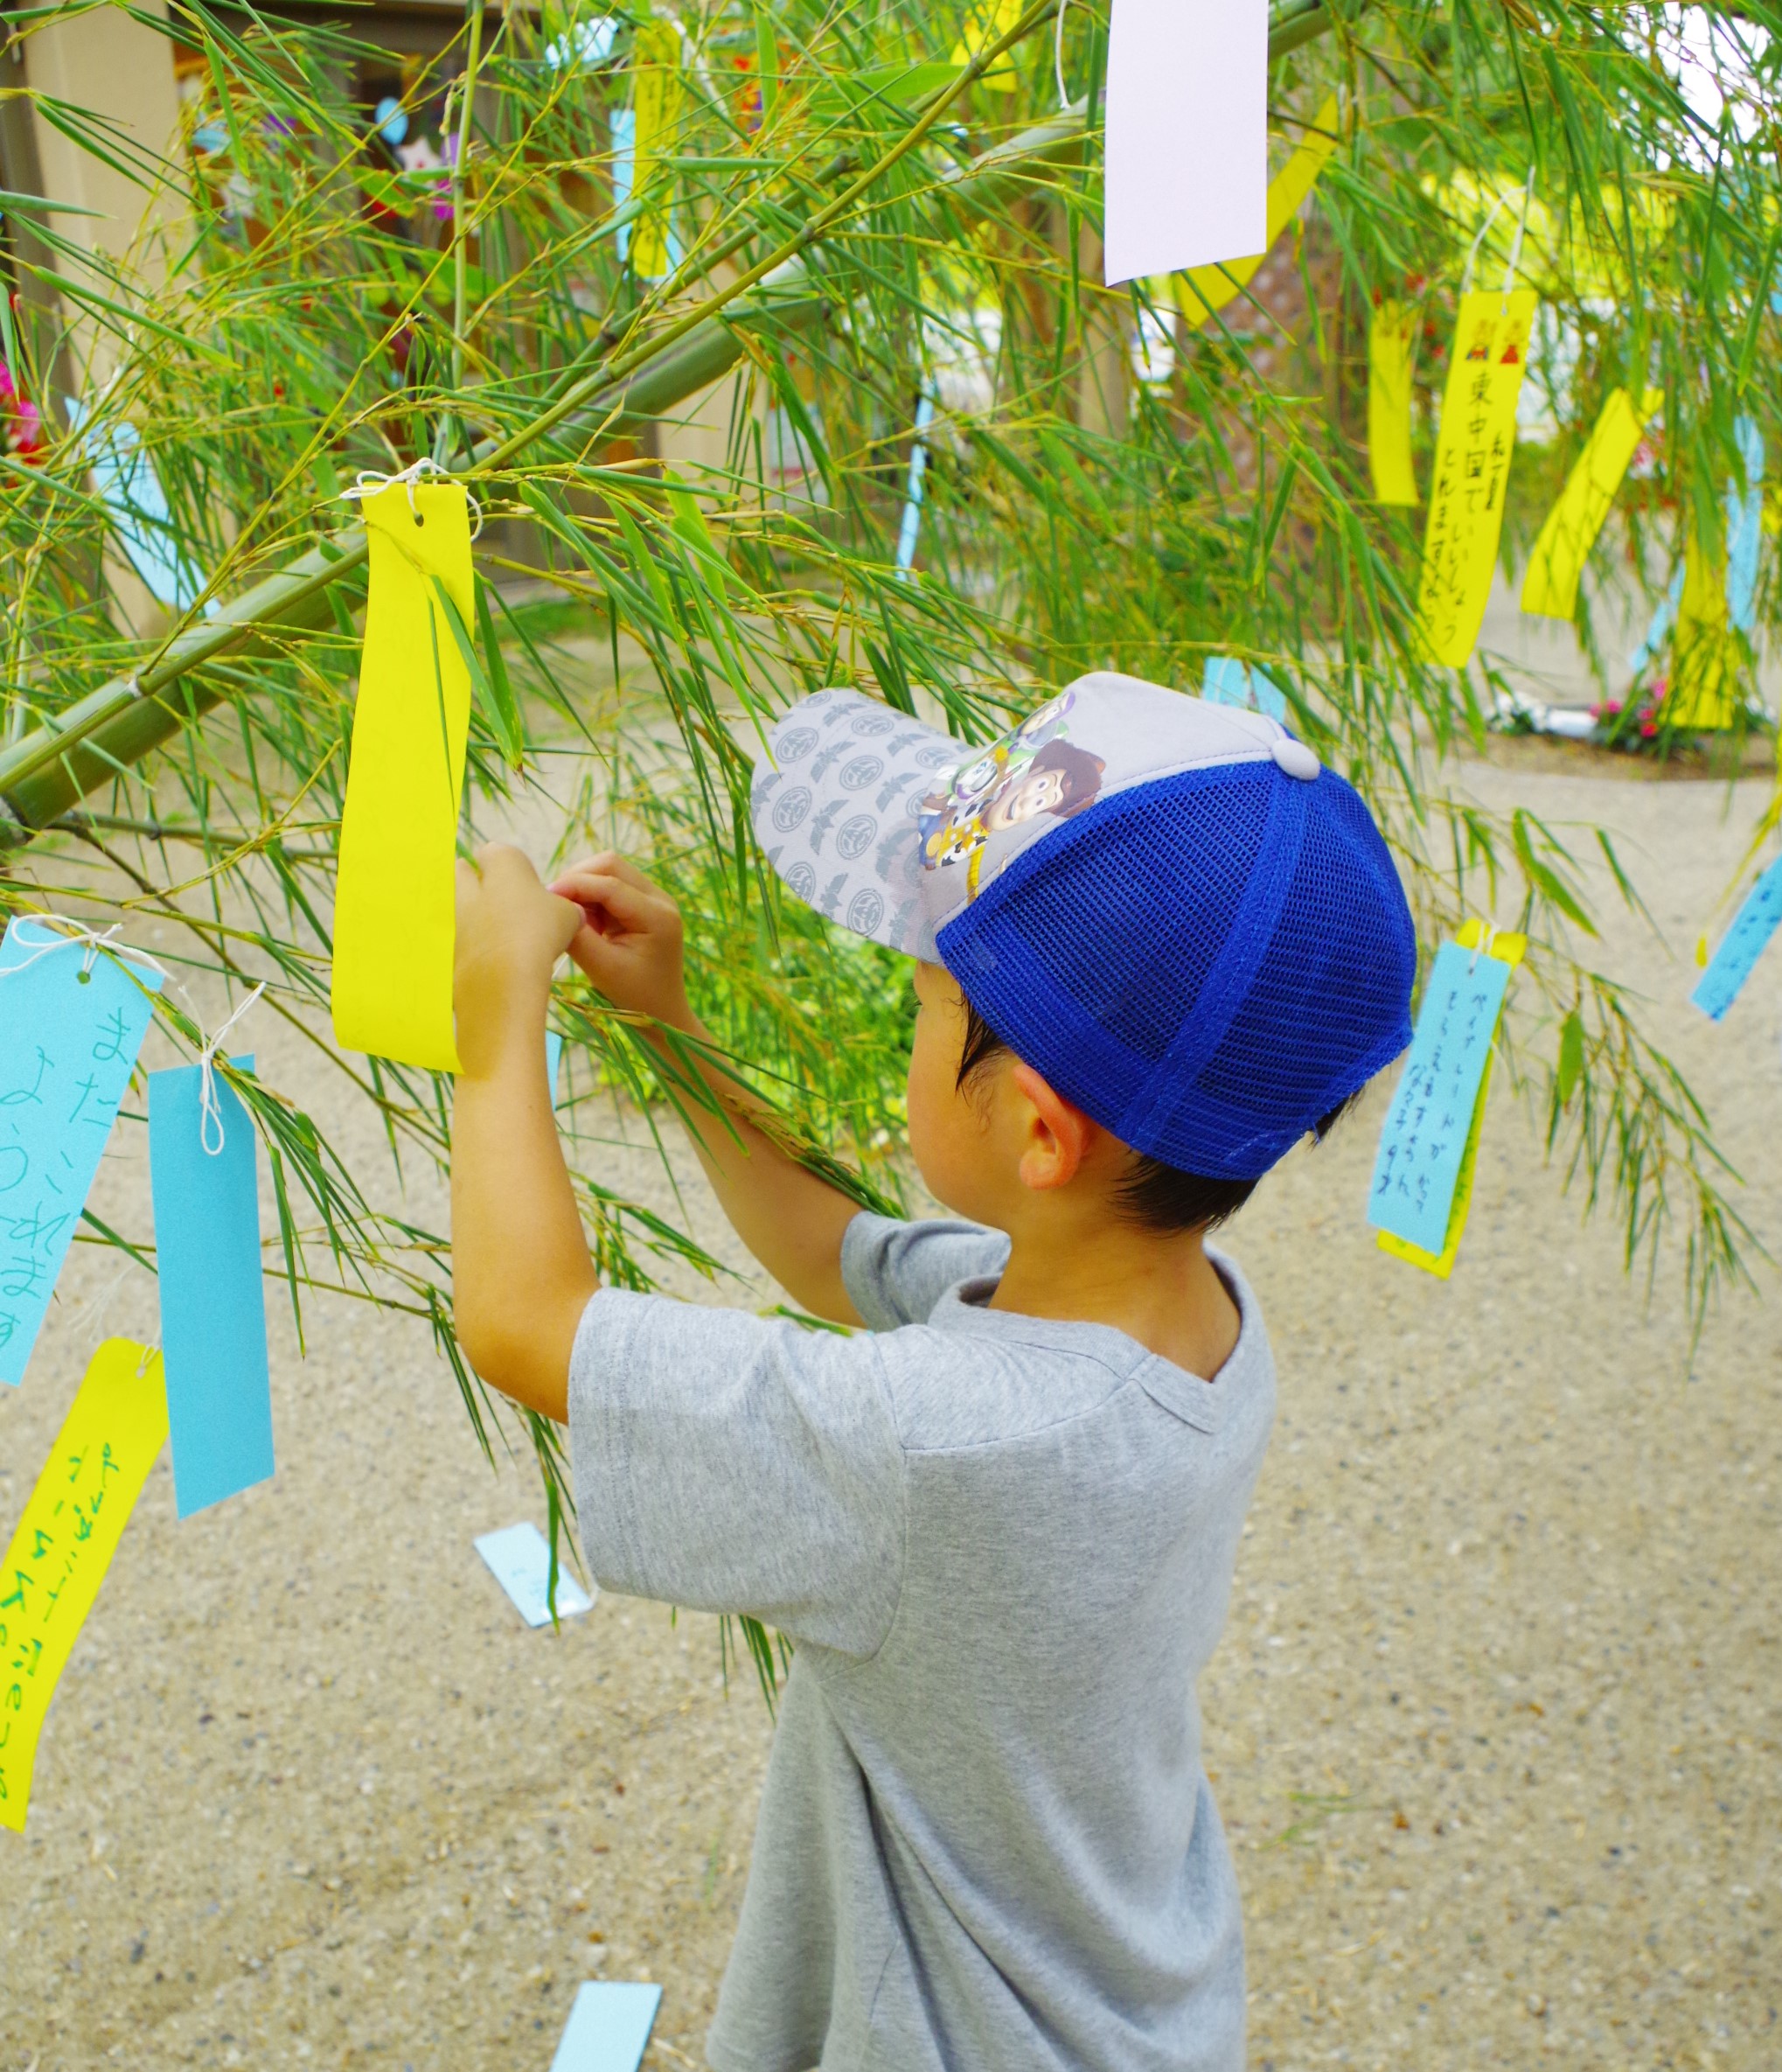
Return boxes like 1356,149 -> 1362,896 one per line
331,481 -> 473,1072
1,1340 -> 167,1833
1417,287 -> 1538,668
631,20 -> 686,279
1378,921 -> 1526,1279
1368,299 -> 1419,506
950,0 -> 1022,89
1174,96 -> 1341,329
1521,387 -> 1660,622
1665,530 -> 1740,731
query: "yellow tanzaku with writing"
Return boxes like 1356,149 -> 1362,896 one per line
1417,288 -> 1538,668
1378,922 -> 1526,1280
331,480 -> 473,1073
1,1341 -> 168,1832
631,18 -> 686,279
1174,96 -> 1341,330
1521,387 -> 1661,622
1368,299 -> 1420,506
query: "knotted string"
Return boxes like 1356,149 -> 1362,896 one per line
198,983 -> 265,1157
0,913 -> 167,982
339,454 -> 484,540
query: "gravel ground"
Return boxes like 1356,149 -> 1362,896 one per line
1,741 -> 1778,2072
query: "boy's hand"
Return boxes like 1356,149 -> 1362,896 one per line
547,852 -> 691,1030
454,844 -> 583,1079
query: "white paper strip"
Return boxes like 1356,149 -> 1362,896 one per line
1103,0 -> 1269,286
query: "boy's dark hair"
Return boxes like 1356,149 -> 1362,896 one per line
956,997 -> 1358,1236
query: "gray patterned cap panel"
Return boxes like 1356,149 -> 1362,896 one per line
748,675 -> 1318,957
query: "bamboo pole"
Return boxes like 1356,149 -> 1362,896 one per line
0,0 -> 1351,841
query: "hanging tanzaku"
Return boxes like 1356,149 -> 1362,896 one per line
331,480 -> 474,1072
950,0 -> 1023,89
1667,531 -> 1740,730
1521,387 -> 1660,622
1174,95 -> 1341,330
630,19 -> 686,281
1417,288 -> 1537,667
1367,298 -> 1419,506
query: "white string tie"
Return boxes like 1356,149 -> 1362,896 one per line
340,455 -> 484,540
0,913 -> 167,983
1460,192 -> 1509,296
1458,171 -> 1536,301
1503,168 -> 1536,298
1054,0 -> 1073,111
198,983 -> 265,1157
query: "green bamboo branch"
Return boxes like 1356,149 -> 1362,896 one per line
0,0 -> 1352,841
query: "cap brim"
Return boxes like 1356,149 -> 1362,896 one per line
749,688 -> 960,954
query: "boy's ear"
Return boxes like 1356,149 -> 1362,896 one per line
1009,1061 -> 1096,1191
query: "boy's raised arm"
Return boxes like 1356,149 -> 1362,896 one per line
451,848 -> 596,1422
546,853 -> 863,1328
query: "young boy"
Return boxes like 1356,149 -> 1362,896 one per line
449,672 -> 1416,2072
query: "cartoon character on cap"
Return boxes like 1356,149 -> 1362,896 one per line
918,697 -> 1106,886
939,692 -> 1076,817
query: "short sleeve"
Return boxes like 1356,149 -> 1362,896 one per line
568,1289 -> 905,1657
840,1211 -> 1011,1331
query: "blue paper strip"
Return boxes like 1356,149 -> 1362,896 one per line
65,397 -> 215,617
546,17 -> 617,70
0,920 -> 162,1387
1368,942 -> 1512,1254
1691,854 -> 1782,1023
550,1981 -> 662,2072
1629,564 -> 1684,679
475,1520 -> 595,1628
608,110 -> 682,274
1726,415 -> 1765,637
148,1056 -> 274,1517
546,1030 -> 564,1109
894,393 -> 936,576
1201,656 -> 1287,722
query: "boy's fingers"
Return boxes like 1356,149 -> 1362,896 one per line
598,853 -> 663,896
548,870 -> 666,935
546,892 -> 586,952
552,851 -> 663,898
563,927 -> 630,992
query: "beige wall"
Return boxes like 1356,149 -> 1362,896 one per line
20,4 -> 182,629
653,364 -> 755,484
25,1 -> 181,377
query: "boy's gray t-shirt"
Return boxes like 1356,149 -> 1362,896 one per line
568,1212 -> 1276,2072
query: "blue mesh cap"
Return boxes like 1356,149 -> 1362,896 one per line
749,673 -> 1416,1179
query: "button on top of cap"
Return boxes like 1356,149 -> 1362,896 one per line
1271,735 -> 1320,781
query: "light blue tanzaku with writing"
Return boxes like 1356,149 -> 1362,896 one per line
1691,853 -> 1782,1023
1368,942 -> 1512,1256
148,1051 -> 275,1517
0,918 -> 163,1386
475,1520 -> 595,1628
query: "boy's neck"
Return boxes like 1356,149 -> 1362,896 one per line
986,1219 -> 1242,1382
